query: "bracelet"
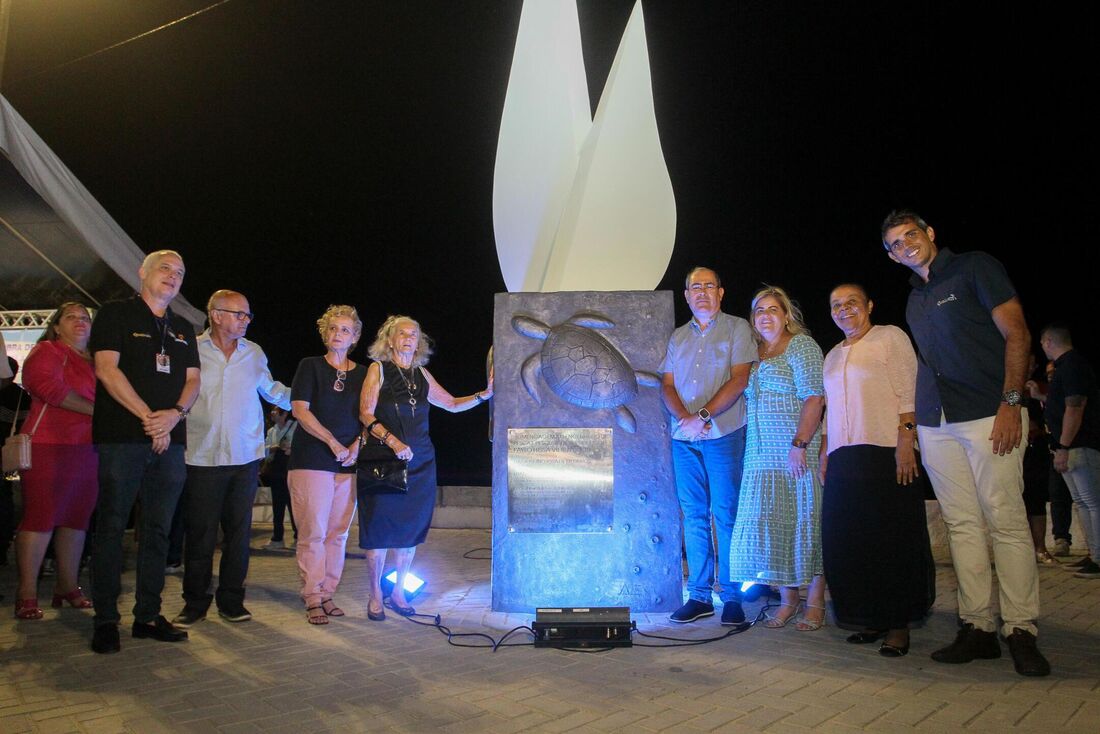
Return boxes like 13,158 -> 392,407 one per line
366,419 -> 383,433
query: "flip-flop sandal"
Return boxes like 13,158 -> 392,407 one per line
306,606 -> 329,625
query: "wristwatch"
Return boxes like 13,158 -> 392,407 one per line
1050,441 -> 1067,451
791,438 -> 809,449
174,404 -> 190,419
900,422 -> 916,431
697,408 -> 712,424
1001,389 -> 1023,406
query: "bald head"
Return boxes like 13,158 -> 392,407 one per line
207,289 -> 252,344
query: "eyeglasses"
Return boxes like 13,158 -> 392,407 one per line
333,368 -> 346,392
214,308 -> 254,322
688,283 -> 719,292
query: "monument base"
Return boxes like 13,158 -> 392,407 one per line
491,291 -> 680,613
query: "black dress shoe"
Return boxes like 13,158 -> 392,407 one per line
930,623 -> 1000,663
721,602 -> 746,625
846,630 -> 887,644
91,623 -> 121,654
367,606 -> 386,622
1006,628 -> 1051,677
669,599 -> 715,623
388,601 -> 416,617
132,615 -> 188,642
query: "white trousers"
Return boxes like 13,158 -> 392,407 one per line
918,411 -> 1039,636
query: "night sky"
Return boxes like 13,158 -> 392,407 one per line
4,1 -> 1095,485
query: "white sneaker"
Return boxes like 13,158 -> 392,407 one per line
263,540 -> 285,550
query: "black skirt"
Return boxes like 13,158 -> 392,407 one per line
822,444 -> 935,630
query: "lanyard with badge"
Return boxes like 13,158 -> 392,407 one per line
154,312 -> 172,374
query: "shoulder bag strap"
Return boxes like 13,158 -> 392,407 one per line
8,389 -> 22,438
26,348 -> 70,438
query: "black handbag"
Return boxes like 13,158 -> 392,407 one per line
357,437 -> 408,494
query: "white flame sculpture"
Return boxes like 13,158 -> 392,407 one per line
493,0 -> 677,293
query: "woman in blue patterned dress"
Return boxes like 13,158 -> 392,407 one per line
730,286 -> 827,630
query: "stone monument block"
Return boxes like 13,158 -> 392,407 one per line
491,291 -> 680,612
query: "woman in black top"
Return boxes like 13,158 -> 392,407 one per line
358,315 -> 491,620
289,305 -> 366,625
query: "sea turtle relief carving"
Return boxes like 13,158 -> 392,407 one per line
512,312 -> 660,433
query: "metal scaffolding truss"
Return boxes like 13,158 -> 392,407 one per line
0,310 -> 57,329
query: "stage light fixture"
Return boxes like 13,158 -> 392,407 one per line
380,569 -> 426,600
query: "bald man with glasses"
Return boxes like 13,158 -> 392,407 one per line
172,290 -> 291,628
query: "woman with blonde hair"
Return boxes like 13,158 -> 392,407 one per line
288,305 -> 365,625
730,285 -> 827,631
358,315 -> 492,620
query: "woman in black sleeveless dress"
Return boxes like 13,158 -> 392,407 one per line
358,315 -> 492,620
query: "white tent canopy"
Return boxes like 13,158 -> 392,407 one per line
0,93 -> 203,327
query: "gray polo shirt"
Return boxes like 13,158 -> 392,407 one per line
661,311 -> 757,440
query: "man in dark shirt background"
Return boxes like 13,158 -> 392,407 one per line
883,209 -> 1048,677
1040,323 -> 1100,579
88,250 -> 200,654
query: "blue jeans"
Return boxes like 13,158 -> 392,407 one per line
91,443 -> 187,625
182,461 -> 261,612
672,427 -> 746,604
1063,447 -> 1100,560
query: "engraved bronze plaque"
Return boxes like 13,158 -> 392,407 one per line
507,427 -> 614,533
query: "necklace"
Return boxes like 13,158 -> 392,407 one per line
760,338 -> 786,360
395,361 -> 418,415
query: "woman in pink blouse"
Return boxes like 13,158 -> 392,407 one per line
13,303 -> 97,619
819,285 -> 934,657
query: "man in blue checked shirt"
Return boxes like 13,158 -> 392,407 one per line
661,267 -> 756,625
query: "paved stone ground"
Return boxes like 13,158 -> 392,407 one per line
2,527 -> 1098,733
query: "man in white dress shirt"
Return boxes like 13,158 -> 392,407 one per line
172,290 -> 291,627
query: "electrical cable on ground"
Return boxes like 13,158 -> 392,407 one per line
392,599 -> 779,652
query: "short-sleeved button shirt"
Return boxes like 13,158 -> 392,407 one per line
905,248 -> 1017,427
661,311 -> 757,440
1045,349 -> 1100,451
90,296 -> 200,444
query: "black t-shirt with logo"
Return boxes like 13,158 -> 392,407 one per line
90,296 -> 199,445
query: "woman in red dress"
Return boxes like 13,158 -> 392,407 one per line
14,302 -> 98,619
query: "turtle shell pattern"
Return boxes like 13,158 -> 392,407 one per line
539,324 -> 638,409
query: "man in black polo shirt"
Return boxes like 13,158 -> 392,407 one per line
89,249 -> 201,654
882,209 -> 1049,677
1040,323 -> 1100,579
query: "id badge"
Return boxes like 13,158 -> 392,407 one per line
156,352 -> 171,374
